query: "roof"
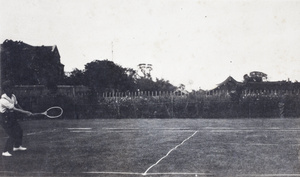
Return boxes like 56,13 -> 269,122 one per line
210,76 -> 300,91
2,40 -> 60,57
217,76 -> 241,86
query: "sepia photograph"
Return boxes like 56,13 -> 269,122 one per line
1,0 -> 300,176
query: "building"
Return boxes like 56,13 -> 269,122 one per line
0,40 -> 64,86
209,76 -> 300,96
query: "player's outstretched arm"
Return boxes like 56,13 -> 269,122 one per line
12,107 -> 32,116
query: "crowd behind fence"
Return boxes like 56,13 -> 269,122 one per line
13,85 -> 300,119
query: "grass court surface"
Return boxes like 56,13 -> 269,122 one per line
1,118 -> 300,177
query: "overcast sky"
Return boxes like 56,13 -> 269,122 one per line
1,0 -> 300,91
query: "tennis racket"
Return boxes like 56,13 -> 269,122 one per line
32,106 -> 63,118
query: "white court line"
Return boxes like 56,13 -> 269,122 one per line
155,128 -> 193,130
217,142 -> 300,146
26,132 -> 37,135
83,171 -> 212,176
1,171 -> 298,177
103,127 -> 300,131
0,171 -> 14,173
102,128 -> 196,132
103,128 -> 140,130
297,135 -> 300,165
146,172 -> 213,176
83,171 -> 141,175
143,130 -> 198,176
107,131 -> 146,133
67,128 -> 93,133
26,129 -> 58,136
107,130 -> 196,133
70,131 -> 95,133
0,171 -> 53,174
209,129 -> 300,132
240,174 -> 300,177
103,128 -> 194,130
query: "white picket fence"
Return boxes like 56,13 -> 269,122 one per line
13,85 -> 300,98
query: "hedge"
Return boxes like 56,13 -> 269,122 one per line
17,93 -> 300,119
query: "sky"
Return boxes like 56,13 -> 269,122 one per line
1,0 -> 300,91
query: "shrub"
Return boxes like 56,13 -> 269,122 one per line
18,92 -> 300,119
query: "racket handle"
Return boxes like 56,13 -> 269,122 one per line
32,113 -> 43,116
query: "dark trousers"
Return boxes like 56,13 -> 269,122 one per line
0,112 -> 23,153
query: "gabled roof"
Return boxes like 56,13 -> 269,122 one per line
209,76 -> 243,91
2,40 -> 60,57
210,75 -> 300,91
217,76 -> 241,86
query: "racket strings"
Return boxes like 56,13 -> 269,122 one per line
46,107 -> 63,118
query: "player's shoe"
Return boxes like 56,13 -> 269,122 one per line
13,146 -> 27,151
2,151 -> 12,156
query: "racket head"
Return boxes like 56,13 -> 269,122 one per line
44,106 -> 63,118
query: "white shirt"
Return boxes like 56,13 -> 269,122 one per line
0,94 -> 18,113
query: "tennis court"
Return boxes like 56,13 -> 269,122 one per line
1,118 -> 300,177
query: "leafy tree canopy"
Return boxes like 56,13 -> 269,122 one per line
65,60 -> 177,92
83,60 -> 136,93
243,71 -> 268,83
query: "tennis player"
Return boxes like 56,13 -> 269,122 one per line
0,80 -> 32,157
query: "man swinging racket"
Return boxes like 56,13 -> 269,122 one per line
0,80 -> 32,157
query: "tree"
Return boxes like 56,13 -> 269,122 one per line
63,60 -> 177,93
243,71 -> 268,83
84,60 -> 136,93
64,68 -> 86,85
135,78 -> 177,92
136,78 -> 156,91
154,78 -> 177,91
178,84 -> 186,91
137,63 -> 152,79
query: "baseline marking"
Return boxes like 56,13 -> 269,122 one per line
83,171 -> 141,175
102,128 -> 196,133
83,171 -> 212,176
103,128 -> 194,130
66,128 -> 92,130
26,129 -> 58,136
102,128 -> 139,130
146,172 -> 213,176
102,127 -> 300,132
240,174 -> 300,177
143,130 -> 198,175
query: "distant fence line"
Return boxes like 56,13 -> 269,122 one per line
102,89 -> 300,98
102,90 -> 188,98
12,85 -> 300,118
13,85 -> 300,98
